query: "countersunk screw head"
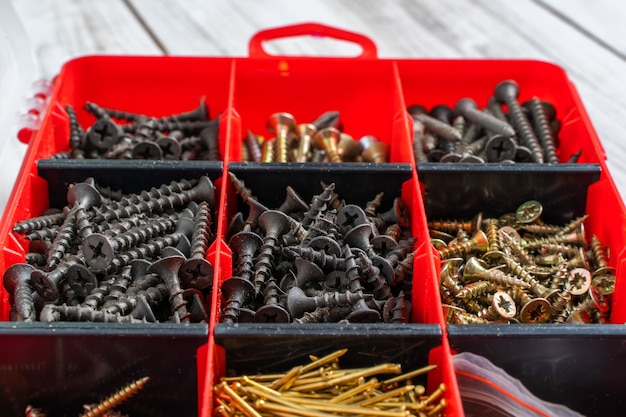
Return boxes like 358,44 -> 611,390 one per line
492,290 -> 516,319
132,141 -> 163,160
567,268 -> 592,296
82,233 -> 114,271
86,118 -> 120,150
519,297 -> 551,324
485,135 -> 516,162
515,200 -> 543,223
179,258 -> 214,290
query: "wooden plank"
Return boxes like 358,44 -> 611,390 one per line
538,0 -> 626,59
129,0 -> 626,202
12,0 -> 162,78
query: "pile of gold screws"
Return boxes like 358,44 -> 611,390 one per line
432,200 -> 615,324
243,111 -> 390,163
25,376 -> 149,417
214,348 -> 446,416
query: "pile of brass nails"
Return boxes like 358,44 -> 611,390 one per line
214,349 -> 446,417
25,376 -> 149,417
433,200 -> 615,324
243,111 -> 390,163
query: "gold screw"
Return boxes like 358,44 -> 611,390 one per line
80,376 -> 149,417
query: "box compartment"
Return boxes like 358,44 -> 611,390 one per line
449,325 -> 626,417
0,323 -> 207,417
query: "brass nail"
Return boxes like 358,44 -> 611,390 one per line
218,382 -> 263,417
329,378 -> 379,403
382,363 -> 437,388
291,363 -> 401,392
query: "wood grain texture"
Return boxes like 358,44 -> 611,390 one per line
10,0 -> 626,203
538,0 -> 626,58
12,0 -> 161,78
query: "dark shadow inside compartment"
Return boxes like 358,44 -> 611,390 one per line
0,322 -> 206,417
418,163 -> 601,224
215,322 -> 441,376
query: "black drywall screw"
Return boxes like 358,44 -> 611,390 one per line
253,210 -> 291,295
46,182 -> 102,269
86,118 -> 121,150
286,286 -> 364,319
342,245 -> 380,322
311,110 -> 342,131
109,213 -> 194,273
199,117 -> 222,161
494,80 -> 544,163
336,204 -> 368,236
220,276 -> 256,324
408,105 -> 462,143
283,245 -> 346,271
244,129 -> 262,162
13,210 -> 66,234
66,105 -> 86,159
179,201 -> 214,290
3,263 -> 36,322
82,215 -> 176,271
148,254 -> 190,323
301,182 -> 335,229
230,230 -> 263,282
277,186 -> 309,215
454,98 -> 515,137
523,97 -> 560,163
40,303 -> 145,322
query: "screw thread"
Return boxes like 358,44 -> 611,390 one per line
14,281 -> 36,322
46,209 -> 77,269
590,235 -> 610,269
302,183 -> 335,228
80,377 -> 150,417
13,211 -> 66,234
526,97 -> 559,163
456,281 -> 495,299
504,98 -> 544,163
189,201 -> 212,260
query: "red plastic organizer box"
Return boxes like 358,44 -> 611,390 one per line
1,23 -> 625,417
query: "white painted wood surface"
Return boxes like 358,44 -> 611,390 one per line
6,0 -> 626,210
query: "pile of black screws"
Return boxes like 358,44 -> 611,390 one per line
243,111 -> 390,163
4,176 -> 216,324
50,98 -> 222,161
433,200 -> 615,324
410,79 -> 581,164
221,173 -> 416,324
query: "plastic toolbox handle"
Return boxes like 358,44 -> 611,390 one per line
248,22 -> 378,59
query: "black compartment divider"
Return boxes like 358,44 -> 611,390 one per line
418,162 -> 601,224
215,323 -> 441,374
228,162 -> 413,210
0,322 -> 207,417
37,159 -> 223,209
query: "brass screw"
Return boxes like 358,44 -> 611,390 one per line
80,376 -> 149,417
